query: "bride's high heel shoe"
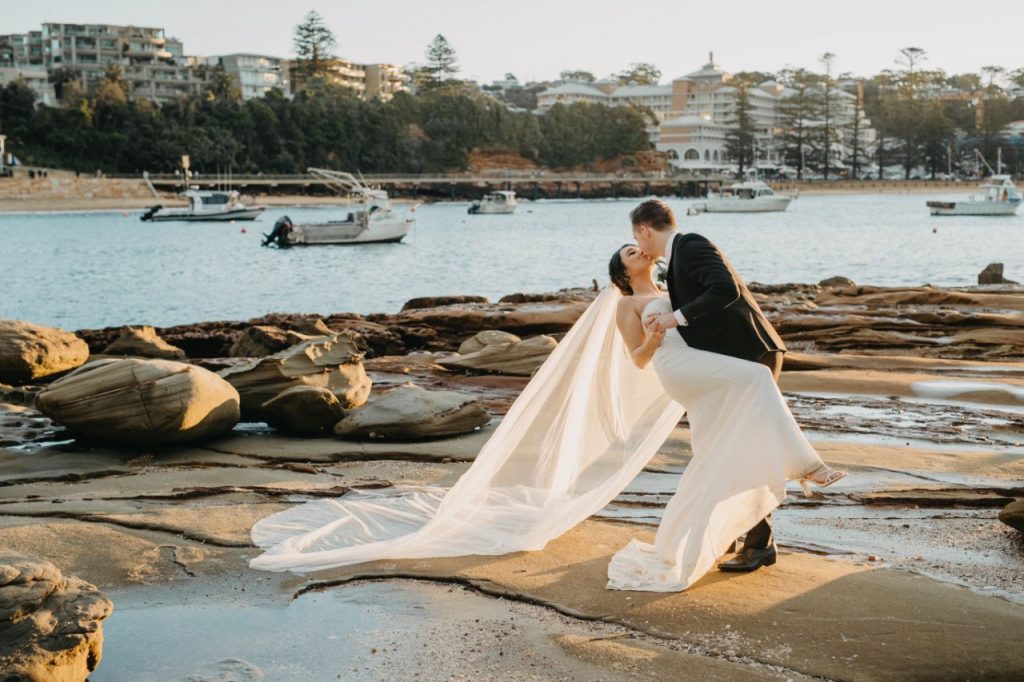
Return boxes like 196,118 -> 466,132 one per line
798,464 -> 847,497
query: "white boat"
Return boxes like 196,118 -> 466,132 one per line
262,169 -> 414,247
690,180 -> 794,214
468,190 -> 518,214
926,175 -> 1022,216
141,189 -> 264,222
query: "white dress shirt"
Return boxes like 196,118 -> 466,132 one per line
663,234 -> 688,327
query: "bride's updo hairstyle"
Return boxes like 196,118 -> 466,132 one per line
609,244 -> 634,295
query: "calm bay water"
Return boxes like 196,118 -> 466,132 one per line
1,193 -> 1021,330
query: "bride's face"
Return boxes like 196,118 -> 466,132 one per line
619,245 -> 653,275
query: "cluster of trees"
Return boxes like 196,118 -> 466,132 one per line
0,13 -> 651,174
725,48 -> 1024,179
0,75 -> 649,174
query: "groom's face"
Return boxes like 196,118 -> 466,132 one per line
633,224 -> 657,259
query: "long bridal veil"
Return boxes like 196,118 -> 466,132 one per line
250,287 -> 685,572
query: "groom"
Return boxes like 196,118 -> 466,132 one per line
630,198 -> 787,573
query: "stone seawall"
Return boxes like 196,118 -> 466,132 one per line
0,173 -> 156,203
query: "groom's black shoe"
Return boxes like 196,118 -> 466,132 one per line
717,545 -> 777,572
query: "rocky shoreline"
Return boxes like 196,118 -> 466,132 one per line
2,279 -> 1023,680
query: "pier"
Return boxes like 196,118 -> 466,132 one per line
131,171 -> 727,200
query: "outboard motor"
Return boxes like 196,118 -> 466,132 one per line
140,205 -> 163,222
262,215 -> 294,248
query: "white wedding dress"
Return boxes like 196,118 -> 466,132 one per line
250,289 -> 823,592
605,297 -> 821,591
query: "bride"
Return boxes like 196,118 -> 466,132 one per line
249,245 -> 845,592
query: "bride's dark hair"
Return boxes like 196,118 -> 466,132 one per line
608,244 -> 634,295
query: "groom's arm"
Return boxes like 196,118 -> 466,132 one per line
672,235 -> 741,325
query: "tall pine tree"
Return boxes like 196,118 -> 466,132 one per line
292,10 -> 337,85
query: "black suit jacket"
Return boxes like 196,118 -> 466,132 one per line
665,232 -> 786,362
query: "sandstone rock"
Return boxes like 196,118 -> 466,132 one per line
818,276 -> 856,289
402,295 -> 489,311
334,383 -> 490,440
978,262 -> 1017,285
395,299 -> 589,341
999,499 -> 1024,533
101,325 -> 186,360
457,330 -> 521,355
220,331 -> 371,420
261,385 -> 345,437
35,358 -> 240,446
0,552 -> 112,682
323,318 -> 404,357
440,334 -> 557,376
229,324 -> 308,358
287,317 -> 334,336
498,288 -> 598,304
0,320 -> 90,384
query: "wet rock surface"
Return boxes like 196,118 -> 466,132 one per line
0,552 -> 112,682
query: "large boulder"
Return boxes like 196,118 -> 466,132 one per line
440,334 -> 557,376
0,320 -> 89,384
35,358 -> 240,446
0,553 -> 112,682
818,276 -> 855,289
229,324 -> 307,358
978,262 -> 1017,285
261,385 -> 345,437
334,383 -> 490,441
101,325 -> 186,360
220,331 -> 371,420
999,499 -> 1024,533
401,295 -> 489,312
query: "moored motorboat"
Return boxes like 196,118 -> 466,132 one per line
141,189 -> 264,222
926,175 -> 1022,216
689,180 -> 793,214
468,190 -> 518,215
262,170 -> 414,247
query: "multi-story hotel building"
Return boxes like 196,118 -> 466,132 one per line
538,54 -> 874,173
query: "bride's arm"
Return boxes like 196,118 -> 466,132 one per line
616,299 -> 665,369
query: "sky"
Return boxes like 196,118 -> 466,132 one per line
4,0 -> 1021,83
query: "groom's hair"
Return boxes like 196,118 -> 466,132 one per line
630,199 -> 676,232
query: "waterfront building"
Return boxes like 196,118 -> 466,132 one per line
0,66 -> 55,106
2,22 -> 206,104
537,54 -> 876,174
290,59 -> 409,101
537,80 -> 675,120
213,53 -> 291,100
363,64 -> 409,101
0,32 -> 44,66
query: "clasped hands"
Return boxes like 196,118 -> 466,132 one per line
644,312 -> 678,337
